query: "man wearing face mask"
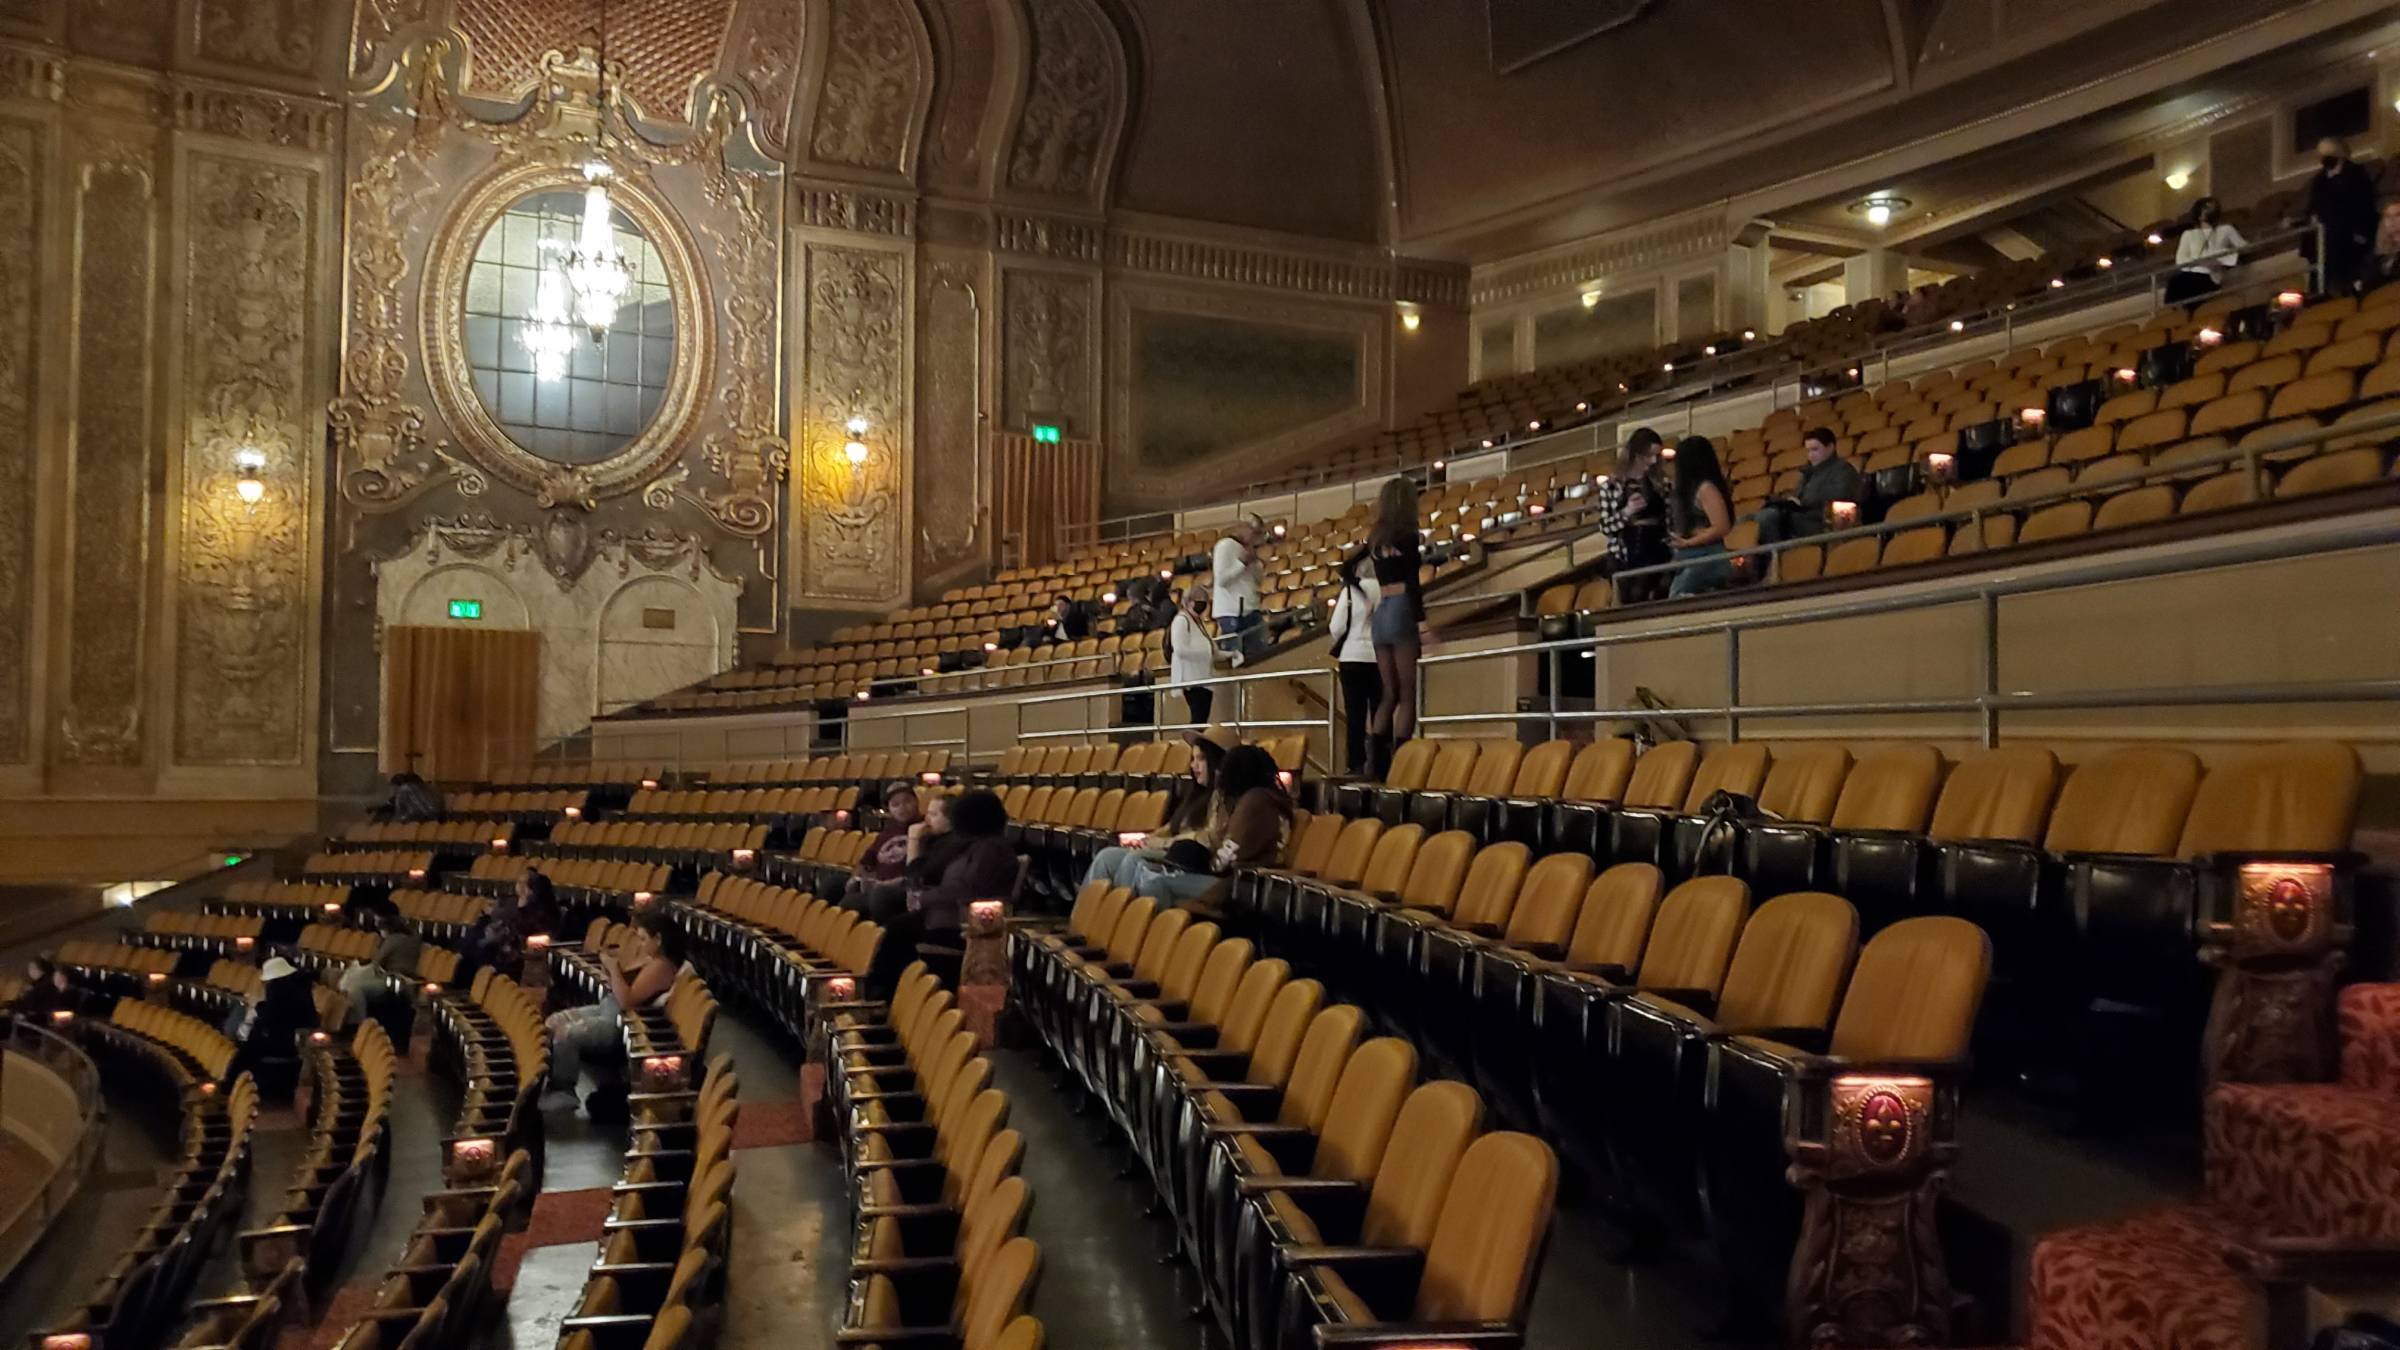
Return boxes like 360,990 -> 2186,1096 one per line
2304,137 -> 2380,296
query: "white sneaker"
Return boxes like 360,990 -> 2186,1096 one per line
538,1089 -> 578,1112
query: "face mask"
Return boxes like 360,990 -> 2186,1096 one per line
2323,155 -> 2342,170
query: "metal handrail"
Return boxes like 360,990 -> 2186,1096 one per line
1071,224 -> 2321,545
0,1015 -> 106,1280
1610,390 -> 2400,598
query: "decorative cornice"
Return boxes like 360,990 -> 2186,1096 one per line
1468,205 -> 1731,307
996,209 -> 1103,263
175,81 -> 340,151
0,42 -> 62,103
795,182 -> 915,237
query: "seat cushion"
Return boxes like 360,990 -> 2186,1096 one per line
1265,1188 -> 1321,1244
1311,1266 -> 1376,1324
2206,1081 -> 2400,1241
1233,1133 -> 1283,1176
2027,1205 -> 2255,1350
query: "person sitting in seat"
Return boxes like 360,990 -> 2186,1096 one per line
1666,436 -> 1737,598
1045,595 -> 1092,643
230,956 -> 320,1094
1128,743 -> 1292,910
338,913 -> 423,1029
842,781 -> 922,914
382,771 -> 445,823
541,909 -> 684,1114
14,957 -> 77,1020
1755,426 -> 1863,546
458,879 -> 530,982
1081,724 -> 1235,890
870,788 -> 1017,993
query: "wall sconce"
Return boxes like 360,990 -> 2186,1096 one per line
232,445 -> 267,505
1396,302 -> 1421,332
2163,168 -> 2193,192
843,411 -> 870,468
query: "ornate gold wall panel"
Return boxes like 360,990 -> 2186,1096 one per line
0,114 -> 37,765
721,0 -> 803,151
792,239 -> 909,605
171,148 -> 322,768
802,0 -> 927,177
1005,0 -> 1120,205
914,251 -> 984,589
192,0 -> 324,82
57,142 -> 157,768
999,266 -> 1094,435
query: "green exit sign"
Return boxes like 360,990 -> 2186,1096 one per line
448,599 -> 482,620
1030,421 -> 1062,445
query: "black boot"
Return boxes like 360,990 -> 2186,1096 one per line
1368,732 -> 1394,780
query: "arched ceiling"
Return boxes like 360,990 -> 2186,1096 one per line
1109,0 -> 1387,243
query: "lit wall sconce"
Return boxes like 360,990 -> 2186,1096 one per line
233,444 -> 267,505
2163,168 -> 2193,192
1396,302 -> 1422,332
843,412 -> 871,468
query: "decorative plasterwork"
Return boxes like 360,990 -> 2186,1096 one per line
0,43 -> 64,102
915,256 -> 983,581
173,150 -> 321,768
1000,267 -> 1093,436
1004,0 -> 1122,207
793,241 -> 909,604
720,0 -> 804,151
0,116 -> 37,763
990,209 -> 1469,307
797,182 -> 914,237
1468,204 -> 1732,307
800,0 -> 931,180
174,80 -> 339,150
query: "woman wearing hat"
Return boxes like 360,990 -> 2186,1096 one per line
1081,724 -> 1237,890
229,955 -> 320,1085
1128,743 -> 1294,908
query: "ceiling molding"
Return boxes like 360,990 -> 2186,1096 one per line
1467,204 -> 1731,308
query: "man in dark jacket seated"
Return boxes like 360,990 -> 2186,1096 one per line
1755,426 -> 1864,546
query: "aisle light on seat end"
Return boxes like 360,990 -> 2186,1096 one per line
49,1008 -> 71,1025
633,891 -> 655,907
526,933 -> 551,952
2197,327 -> 2223,347
969,899 -> 1005,928
639,778 -> 659,790
1702,345 -> 1716,357
1276,770 -> 1295,791
1926,451 -> 1955,480
310,1031 -> 330,1045
1743,329 -> 1757,340
446,1136 -> 496,1178
1949,319 -> 1965,333
2115,368 -> 2138,384
235,936 -> 254,951
407,868 -> 427,883
2018,407 -> 2046,431
731,848 -> 756,867
1101,590 -> 1117,603
564,805 -> 582,819
1827,500 -> 1860,529
147,970 -> 166,986
2097,256 -> 2114,269
920,770 -> 942,786
198,1080 -> 217,1095
2146,231 -> 2165,245
43,1334 -> 93,1350
1574,402 -> 1587,413
2276,290 -> 2305,310
639,1054 -> 684,1089
2049,278 -> 2065,290
490,838 -> 509,854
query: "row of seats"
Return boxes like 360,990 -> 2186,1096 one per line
623,786 -> 861,820
297,921 -> 384,966
342,819 -> 509,847
216,880 -> 357,923
427,970 -> 548,1184
191,959 -> 352,1033
446,789 -> 590,817
37,1016 -> 260,1350
545,820 -> 770,858
464,854 -> 669,901
1011,887 -> 1560,1350
236,1021 -> 397,1303
392,887 -> 499,940
328,1149 -> 532,1350
822,961 -> 1047,1349
302,849 -> 435,882
550,924 -> 720,1084
558,1057 -> 739,1350
139,910 -> 266,949
675,873 -> 885,1041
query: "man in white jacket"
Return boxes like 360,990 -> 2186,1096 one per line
1210,517 -> 1268,664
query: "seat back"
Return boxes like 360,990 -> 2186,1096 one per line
1155,923 -> 1220,1003
1827,916 -> 1991,1062
1561,739 -> 1637,803
2042,747 -> 2203,855
1183,939 -> 1255,1026
1712,892 -> 1860,1033
1361,1081 -> 1485,1248
1129,909 -> 1192,983
1633,877 -> 1750,994
2175,741 -> 2362,856
1384,739 -> 1440,791
1240,977 -> 1327,1086
1564,863 -> 1664,967
958,1237 -> 1041,1349
1448,843 -> 1533,928
1500,852 -> 1596,946
1214,959 -> 1294,1055
1464,740 -> 1524,795
1508,740 -> 1574,798
1285,813 -> 1347,878
1318,819 -> 1385,886
1827,744 -> 1943,832
1422,741 -> 1480,793
1927,746 -> 2056,843
1395,830 -> 1477,911
1411,1133 -> 1559,1325
1754,744 -> 1851,824
1310,1038 -> 1419,1182
1277,1004 -> 1367,1128
1355,825 -> 1425,896
1678,743 -> 1770,812
1622,741 -> 1699,809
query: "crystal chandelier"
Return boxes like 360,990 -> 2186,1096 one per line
519,239 -> 577,382
564,160 -> 631,337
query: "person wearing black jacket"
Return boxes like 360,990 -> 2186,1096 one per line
1756,427 -> 1864,545
1045,595 -> 1092,643
870,789 -> 1018,992
2306,137 -> 2380,296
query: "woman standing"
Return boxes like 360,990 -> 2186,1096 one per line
1666,436 -> 1736,598
1360,476 -> 1427,778
1596,428 -> 1672,602
1326,554 -> 1383,775
2165,197 -> 2246,305
1168,585 -> 1217,726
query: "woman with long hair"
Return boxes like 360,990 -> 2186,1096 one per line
1358,475 -> 1427,777
1666,436 -> 1735,598
1326,551 -> 1383,774
1130,742 -> 1294,908
1081,724 -> 1233,888
2166,196 -> 2246,306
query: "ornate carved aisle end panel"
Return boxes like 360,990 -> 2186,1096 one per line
0,116 -> 36,764
794,241 -> 908,605
173,151 -> 322,768
58,145 -> 157,768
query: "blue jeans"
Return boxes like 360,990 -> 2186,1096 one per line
1083,845 -> 1158,890
1130,860 -> 1224,908
1668,542 -> 1734,598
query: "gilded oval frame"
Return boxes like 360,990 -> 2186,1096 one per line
420,161 -> 712,500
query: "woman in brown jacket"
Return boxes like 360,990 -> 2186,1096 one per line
1129,743 -> 1292,908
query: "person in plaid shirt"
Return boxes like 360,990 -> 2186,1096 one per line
1597,427 -> 1671,599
